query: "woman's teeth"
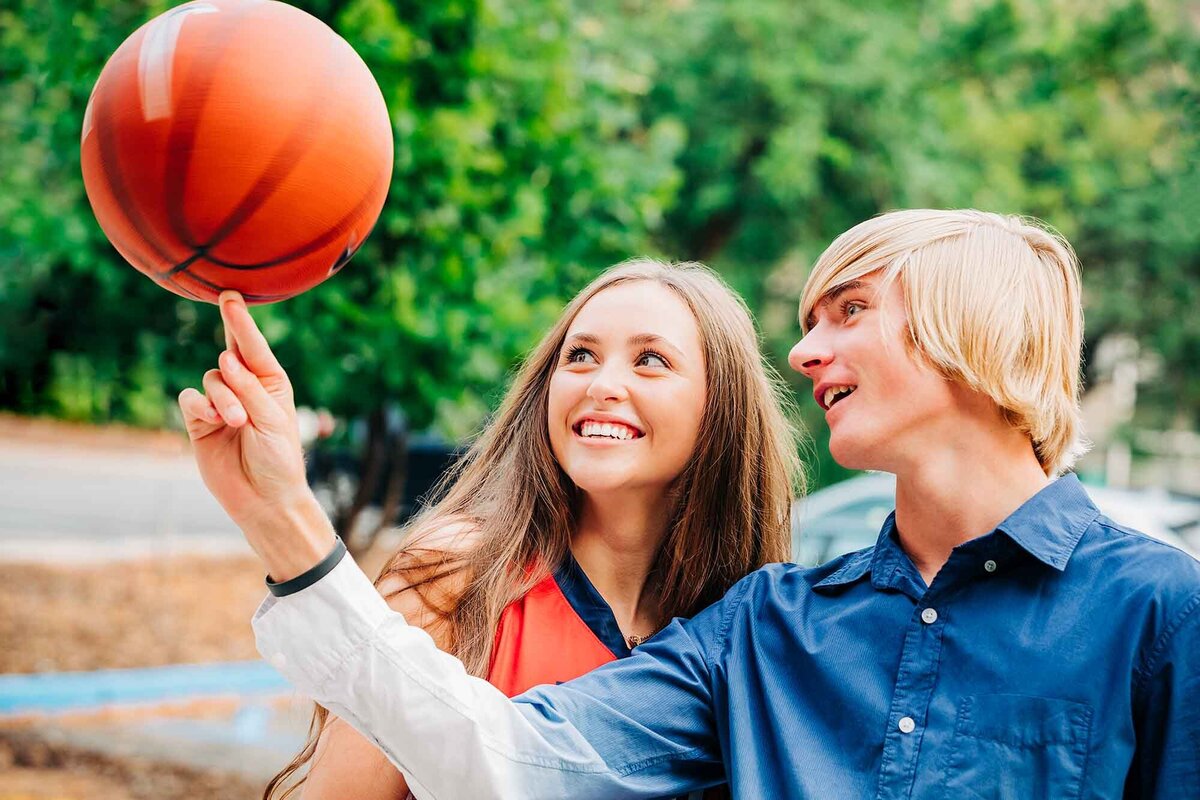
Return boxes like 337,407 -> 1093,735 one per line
579,421 -> 638,440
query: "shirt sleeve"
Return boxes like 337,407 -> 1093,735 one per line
252,552 -> 733,799
1128,592 -> 1200,799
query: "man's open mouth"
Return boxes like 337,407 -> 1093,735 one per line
821,385 -> 856,410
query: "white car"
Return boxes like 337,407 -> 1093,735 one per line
792,473 -> 1200,566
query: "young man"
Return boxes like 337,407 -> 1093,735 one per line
245,210 -> 1198,798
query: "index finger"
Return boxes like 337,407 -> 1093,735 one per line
218,290 -> 284,378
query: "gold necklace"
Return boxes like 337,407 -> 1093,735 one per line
625,624 -> 663,649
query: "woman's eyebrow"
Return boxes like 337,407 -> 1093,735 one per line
628,333 -> 683,355
563,332 -> 600,345
563,332 -> 684,355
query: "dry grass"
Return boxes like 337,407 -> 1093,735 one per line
0,556 -> 266,674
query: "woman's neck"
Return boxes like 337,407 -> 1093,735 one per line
570,490 -> 672,638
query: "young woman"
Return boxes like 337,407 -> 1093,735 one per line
178,259 -> 803,799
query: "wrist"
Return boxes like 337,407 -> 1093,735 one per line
240,489 -> 338,583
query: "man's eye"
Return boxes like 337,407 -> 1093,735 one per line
637,351 -> 669,368
565,346 -> 596,364
841,300 -> 865,318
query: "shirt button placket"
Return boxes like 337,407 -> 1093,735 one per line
876,602 -> 947,798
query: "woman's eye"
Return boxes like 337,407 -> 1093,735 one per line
637,351 -> 669,368
565,346 -> 596,364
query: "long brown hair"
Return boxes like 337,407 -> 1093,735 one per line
265,259 -> 804,798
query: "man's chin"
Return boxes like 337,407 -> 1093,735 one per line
827,433 -> 881,472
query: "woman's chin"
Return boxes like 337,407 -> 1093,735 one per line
568,467 -> 655,497
571,475 -> 633,496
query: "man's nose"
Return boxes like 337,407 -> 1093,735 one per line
788,330 -> 833,380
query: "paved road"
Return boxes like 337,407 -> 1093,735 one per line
0,437 -> 245,563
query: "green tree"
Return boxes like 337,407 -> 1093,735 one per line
596,0 -> 1197,486
0,0 -> 682,547
915,0 -> 1199,432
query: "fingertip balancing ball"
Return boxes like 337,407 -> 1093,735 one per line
81,0 -> 393,304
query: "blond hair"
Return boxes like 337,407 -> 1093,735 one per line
799,209 -> 1087,476
266,258 -> 802,799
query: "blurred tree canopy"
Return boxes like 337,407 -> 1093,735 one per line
1,0 -> 1196,491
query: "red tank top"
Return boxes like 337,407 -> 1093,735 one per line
483,554 -> 726,800
487,554 -> 631,696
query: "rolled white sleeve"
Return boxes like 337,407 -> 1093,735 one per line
251,554 -> 636,800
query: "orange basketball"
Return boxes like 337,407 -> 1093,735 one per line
80,0 -> 393,305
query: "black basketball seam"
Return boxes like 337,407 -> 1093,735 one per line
94,59 -> 181,275
161,0 -> 259,251
191,30 -> 341,253
191,163 -> 389,271
173,260 -> 296,303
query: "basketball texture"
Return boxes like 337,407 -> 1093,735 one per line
80,0 -> 393,304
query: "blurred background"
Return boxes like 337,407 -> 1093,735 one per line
1,0 -> 1197,797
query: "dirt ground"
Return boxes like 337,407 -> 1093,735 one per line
0,729 -> 262,800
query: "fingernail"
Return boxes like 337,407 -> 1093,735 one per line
226,407 -> 246,425
222,351 -> 241,372
205,407 -> 220,422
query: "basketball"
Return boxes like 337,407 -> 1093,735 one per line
80,0 -> 393,305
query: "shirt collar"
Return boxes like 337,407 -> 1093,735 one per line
813,545 -> 875,590
992,473 -> 1100,570
553,551 -> 632,659
812,473 -> 1100,591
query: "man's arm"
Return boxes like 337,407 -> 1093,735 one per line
1127,593 -> 1200,798
253,553 -> 732,799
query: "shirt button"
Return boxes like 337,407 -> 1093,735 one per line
984,559 -> 998,573
270,653 -> 287,670
898,716 -> 916,734
920,608 -> 938,624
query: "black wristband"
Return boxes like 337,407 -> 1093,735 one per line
266,536 -> 347,597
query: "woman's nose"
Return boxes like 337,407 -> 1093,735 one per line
587,366 -> 629,404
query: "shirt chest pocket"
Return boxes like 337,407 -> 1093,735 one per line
940,694 -> 1093,800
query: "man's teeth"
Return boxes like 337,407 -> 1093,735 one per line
580,421 -> 637,440
823,386 -> 856,409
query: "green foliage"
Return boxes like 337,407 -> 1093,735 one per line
593,0 -> 1197,482
0,0 -> 681,438
0,0 -> 1195,490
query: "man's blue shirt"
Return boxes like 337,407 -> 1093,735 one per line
518,475 -> 1200,798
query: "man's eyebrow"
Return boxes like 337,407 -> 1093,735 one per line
804,280 -> 867,329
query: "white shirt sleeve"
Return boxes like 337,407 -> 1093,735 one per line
251,553 -> 637,800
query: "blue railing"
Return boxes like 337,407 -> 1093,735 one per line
0,660 -> 289,715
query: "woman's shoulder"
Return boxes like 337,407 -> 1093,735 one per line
374,517 -> 484,643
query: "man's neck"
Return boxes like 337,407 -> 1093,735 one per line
892,432 -> 1050,587
571,491 -> 672,636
